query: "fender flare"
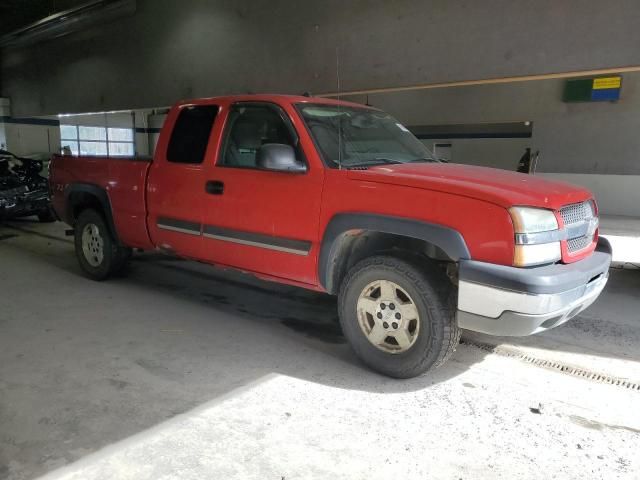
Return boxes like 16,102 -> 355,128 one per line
318,213 -> 470,293
64,183 -> 121,244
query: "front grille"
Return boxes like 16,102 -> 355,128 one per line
559,200 -> 596,253
560,201 -> 594,226
567,235 -> 593,252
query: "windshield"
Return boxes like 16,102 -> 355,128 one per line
296,104 -> 436,168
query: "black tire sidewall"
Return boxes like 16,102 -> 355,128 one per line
339,256 -> 450,378
74,209 -> 117,281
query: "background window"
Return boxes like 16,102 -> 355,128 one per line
108,128 -> 134,141
79,126 -> 106,141
60,124 -> 135,157
60,125 -> 78,140
109,142 -> 134,156
167,105 -> 219,164
60,125 -> 79,155
79,141 -> 108,155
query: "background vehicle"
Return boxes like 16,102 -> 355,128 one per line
49,95 -> 611,378
0,149 -> 55,222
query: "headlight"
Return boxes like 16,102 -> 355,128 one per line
509,207 -> 558,233
510,207 -> 561,267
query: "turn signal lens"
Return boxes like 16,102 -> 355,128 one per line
514,243 -> 561,267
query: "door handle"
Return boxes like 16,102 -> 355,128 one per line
205,180 -> 224,195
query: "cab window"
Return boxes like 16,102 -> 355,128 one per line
220,104 -> 296,168
167,105 -> 219,164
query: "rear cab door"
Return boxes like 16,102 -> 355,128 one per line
146,101 -> 222,259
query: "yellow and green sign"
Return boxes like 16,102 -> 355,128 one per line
563,76 -> 622,102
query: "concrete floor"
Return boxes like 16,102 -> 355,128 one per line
1,220 -> 639,480
600,215 -> 640,268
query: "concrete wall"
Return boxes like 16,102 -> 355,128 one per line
0,106 -> 165,159
2,0 -> 640,116
2,1 -> 640,214
1,99 -> 61,156
352,73 -> 640,216
538,173 -> 640,217
421,137 -> 531,171
2,121 -> 60,157
349,72 -> 640,215
350,72 -> 640,175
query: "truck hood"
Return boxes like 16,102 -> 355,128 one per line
346,163 -> 592,209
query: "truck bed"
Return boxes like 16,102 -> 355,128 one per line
49,155 -> 153,249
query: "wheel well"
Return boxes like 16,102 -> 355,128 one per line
66,190 -> 120,244
325,230 -> 453,294
68,192 -> 104,224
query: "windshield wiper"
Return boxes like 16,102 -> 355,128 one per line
408,157 -> 437,163
343,158 -> 406,167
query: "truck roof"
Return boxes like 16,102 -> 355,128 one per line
174,93 -> 372,110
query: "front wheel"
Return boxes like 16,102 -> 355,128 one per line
338,255 -> 460,378
74,209 -> 130,281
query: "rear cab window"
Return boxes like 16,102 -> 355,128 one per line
167,105 -> 219,164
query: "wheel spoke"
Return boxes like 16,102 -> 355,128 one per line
367,324 -> 387,345
393,328 -> 412,350
357,296 -> 379,316
399,302 -> 419,320
379,280 -> 396,300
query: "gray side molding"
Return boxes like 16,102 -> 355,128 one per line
319,213 -> 470,293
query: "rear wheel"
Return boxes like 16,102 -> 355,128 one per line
74,209 -> 130,280
338,255 -> 460,378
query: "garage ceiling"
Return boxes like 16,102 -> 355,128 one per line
0,0 -> 87,32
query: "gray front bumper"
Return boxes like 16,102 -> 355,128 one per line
456,238 -> 612,336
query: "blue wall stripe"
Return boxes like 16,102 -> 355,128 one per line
0,116 -> 60,126
414,132 -> 532,140
135,127 -> 162,134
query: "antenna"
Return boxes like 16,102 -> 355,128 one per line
336,46 -> 343,170
531,150 -> 540,175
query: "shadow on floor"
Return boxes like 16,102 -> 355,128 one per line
3,220 -> 639,480
0,221 -> 489,480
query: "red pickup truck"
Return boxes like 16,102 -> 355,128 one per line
50,94 -> 611,378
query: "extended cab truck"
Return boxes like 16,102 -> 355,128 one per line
49,95 -> 612,378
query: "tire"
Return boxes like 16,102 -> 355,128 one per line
338,255 -> 460,378
74,208 -> 130,281
37,208 -> 56,223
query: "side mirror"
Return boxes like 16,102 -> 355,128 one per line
257,144 -> 307,173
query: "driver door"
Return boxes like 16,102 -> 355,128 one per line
199,102 -> 324,285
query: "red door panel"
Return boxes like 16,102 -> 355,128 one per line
146,103 -> 221,259
200,167 -> 324,284
199,102 -> 324,285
